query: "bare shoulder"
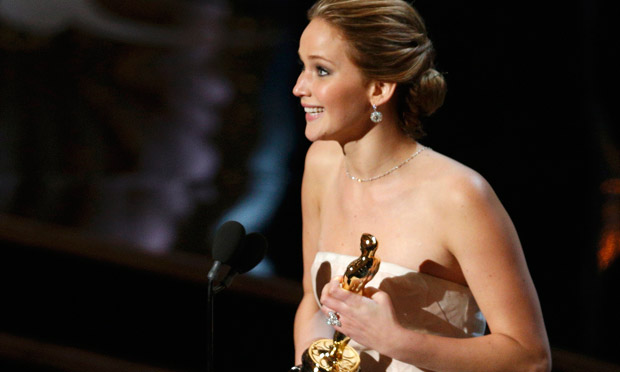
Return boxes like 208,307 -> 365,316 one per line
421,150 -> 497,212
305,140 -> 342,166
302,141 -> 342,210
303,140 -> 342,181
423,150 -> 517,260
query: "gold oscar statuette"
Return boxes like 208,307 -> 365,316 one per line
301,233 -> 381,372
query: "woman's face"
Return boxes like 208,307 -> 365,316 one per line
293,18 -> 374,143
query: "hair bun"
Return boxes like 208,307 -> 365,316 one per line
416,68 -> 446,117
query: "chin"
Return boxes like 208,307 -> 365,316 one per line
304,126 -> 325,143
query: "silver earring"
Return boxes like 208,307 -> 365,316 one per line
370,104 -> 383,123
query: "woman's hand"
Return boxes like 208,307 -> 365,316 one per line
320,276 -> 401,354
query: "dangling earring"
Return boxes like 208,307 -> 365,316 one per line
370,104 -> 383,123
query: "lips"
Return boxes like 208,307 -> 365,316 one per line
303,105 -> 324,121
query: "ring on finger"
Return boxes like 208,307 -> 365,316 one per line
326,311 -> 342,327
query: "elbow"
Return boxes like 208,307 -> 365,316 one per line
525,345 -> 552,372
539,350 -> 552,372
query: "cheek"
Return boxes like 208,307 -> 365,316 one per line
341,91 -> 370,121
322,83 -> 368,116
314,84 -> 333,104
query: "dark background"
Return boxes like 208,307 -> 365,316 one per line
0,0 -> 618,371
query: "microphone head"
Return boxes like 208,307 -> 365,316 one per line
232,232 -> 268,274
211,221 -> 246,264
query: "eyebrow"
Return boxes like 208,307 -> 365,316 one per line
304,54 -> 335,65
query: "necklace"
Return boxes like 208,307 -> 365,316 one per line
345,146 -> 428,183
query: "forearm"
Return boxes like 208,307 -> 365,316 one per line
382,326 -> 551,372
293,293 -> 325,364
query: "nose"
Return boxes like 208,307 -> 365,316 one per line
292,71 -> 308,97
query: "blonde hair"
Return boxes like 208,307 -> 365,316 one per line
308,0 -> 446,139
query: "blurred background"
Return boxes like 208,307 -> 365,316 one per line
0,0 -> 618,371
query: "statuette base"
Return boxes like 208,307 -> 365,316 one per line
301,339 -> 360,372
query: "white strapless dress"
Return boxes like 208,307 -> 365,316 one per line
310,252 -> 486,372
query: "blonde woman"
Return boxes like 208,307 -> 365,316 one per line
291,1 -> 551,371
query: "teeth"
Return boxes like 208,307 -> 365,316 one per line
304,107 -> 324,114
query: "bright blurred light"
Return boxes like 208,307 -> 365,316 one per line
598,228 -> 620,271
598,178 -> 620,271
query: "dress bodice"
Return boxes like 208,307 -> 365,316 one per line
310,251 -> 486,372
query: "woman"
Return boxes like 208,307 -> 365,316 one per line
292,0 -> 551,371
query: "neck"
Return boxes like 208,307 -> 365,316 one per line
341,118 -> 418,181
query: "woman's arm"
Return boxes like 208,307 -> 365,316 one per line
320,171 -> 551,372
434,172 -> 551,372
293,142 -> 332,364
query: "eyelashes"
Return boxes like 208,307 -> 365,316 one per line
297,58 -> 330,76
317,65 -> 330,76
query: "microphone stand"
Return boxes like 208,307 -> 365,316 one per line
207,266 -> 235,372
207,277 -> 215,372
205,228 -> 266,372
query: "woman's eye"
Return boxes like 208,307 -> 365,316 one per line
317,66 -> 329,76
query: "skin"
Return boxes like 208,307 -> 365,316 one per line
292,18 -> 551,372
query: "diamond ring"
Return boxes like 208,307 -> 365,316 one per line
326,311 -> 341,327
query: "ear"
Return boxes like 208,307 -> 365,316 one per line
368,80 -> 397,107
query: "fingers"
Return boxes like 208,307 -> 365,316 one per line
363,286 -> 380,297
319,276 -> 342,298
320,277 -> 344,320
367,287 -> 390,303
320,276 -> 346,303
320,282 -> 350,320
331,275 -> 343,289
322,280 -> 384,310
320,292 -> 345,314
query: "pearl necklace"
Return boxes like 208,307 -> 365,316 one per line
345,146 -> 428,183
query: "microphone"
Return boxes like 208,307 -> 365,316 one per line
207,221 -> 246,282
205,223 -> 267,372
218,232 -> 268,290
207,220 -> 245,372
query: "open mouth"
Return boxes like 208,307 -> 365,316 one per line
304,106 -> 324,121
304,107 -> 325,114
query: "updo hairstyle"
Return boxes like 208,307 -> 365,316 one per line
308,0 -> 446,139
